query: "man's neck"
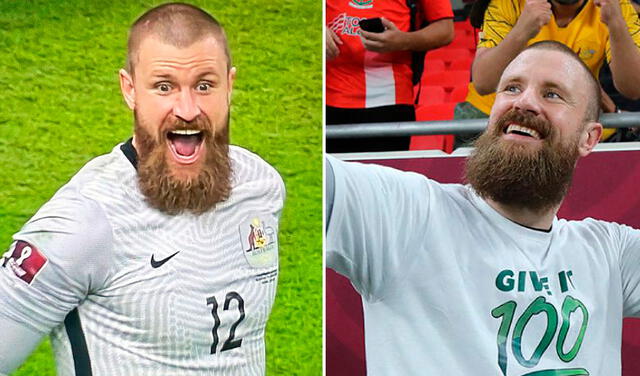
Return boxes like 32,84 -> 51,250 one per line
486,198 -> 559,231
551,0 -> 587,26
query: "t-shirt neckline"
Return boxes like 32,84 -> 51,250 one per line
468,187 -> 557,243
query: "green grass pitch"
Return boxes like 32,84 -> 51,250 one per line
0,0 -> 321,374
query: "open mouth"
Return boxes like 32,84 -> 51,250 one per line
166,129 -> 205,164
503,123 -> 542,140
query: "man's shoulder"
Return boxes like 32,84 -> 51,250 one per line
70,143 -> 138,204
55,143 -> 132,194
76,142 -> 135,183
13,174 -> 114,276
562,217 -> 622,230
8,144 -> 138,288
558,217 -> 640,245
230,145 -> 284,186
328,155 -> 468,201
19,154 -> 118,237
17,144 -> 132,243
328,155 -> 434,185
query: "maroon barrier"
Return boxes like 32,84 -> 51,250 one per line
326,147 -> 640,375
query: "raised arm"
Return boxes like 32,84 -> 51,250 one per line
325,156 -> 436,301
472,0 -> 551,95
601,0 -> 640,99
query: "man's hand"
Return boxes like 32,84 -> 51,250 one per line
595,0 -> 625,27
513,0 -> 552,41
327,28 -> 343,60
360,18 -> 407,53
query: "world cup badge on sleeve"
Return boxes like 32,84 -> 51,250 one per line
1,240 -> 48,284
239,215 -> 278,268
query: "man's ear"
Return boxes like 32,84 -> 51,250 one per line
227,66 -> 236,105
578,121 -> 603,157
119,68 -> 136,110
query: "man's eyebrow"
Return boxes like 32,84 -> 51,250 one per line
497,76 -> 523,88
540,80 -> 570,94
148,69 -> 221,81
149,72 -> 174,79
196,71 -> 220,79
499,76 -> 571,94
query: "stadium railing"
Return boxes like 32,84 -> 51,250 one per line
326,112 -> 640,138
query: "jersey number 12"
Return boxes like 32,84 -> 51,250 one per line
207,291 -> 245,354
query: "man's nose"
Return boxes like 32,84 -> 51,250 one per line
512,87 -> 542,116
173,89 -> 201,122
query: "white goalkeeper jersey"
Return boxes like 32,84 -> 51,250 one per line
326,156 -> 640,376
0,140 -> 284,376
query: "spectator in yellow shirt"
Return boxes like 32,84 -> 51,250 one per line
455,0 -> 640,143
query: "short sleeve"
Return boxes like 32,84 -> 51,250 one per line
616,223 -> 640,317
326,156 -> 432,302
605,0 -> 640,62
0,188 -> 114,335
420,0 -> 454,23
478,0 -> 520,49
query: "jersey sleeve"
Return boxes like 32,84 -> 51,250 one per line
0,187 -> 114,372
478,0 -> 520,49
604,0 -> 640,63
615,223 -> 640,317
0,314 -> 43,375
326,156 -> 432,302
420,0 -> 454,23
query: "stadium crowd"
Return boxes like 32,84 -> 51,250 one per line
326,0 -> 640,153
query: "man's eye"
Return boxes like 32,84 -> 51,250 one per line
504,85 -> 520,93
544,91 -> 561,99
157,83 -> 171,92
197,83 -> 212,92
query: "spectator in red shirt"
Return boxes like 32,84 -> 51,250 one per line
326,0 -> 454,153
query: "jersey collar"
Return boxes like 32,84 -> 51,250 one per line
120,137 -> 138,169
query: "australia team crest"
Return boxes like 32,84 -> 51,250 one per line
239,215 -> 278,268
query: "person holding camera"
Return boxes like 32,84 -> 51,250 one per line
326,0 -> 454,153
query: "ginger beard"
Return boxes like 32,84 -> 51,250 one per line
465,109 -> 582,212
134,111 -> 232,215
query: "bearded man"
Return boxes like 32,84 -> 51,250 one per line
326,40 -> 640,375
0,3 -> 284,375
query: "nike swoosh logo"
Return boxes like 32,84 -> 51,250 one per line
150,251 -> 180,268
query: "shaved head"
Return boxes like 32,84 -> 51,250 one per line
126,2 -> 231,75
522,41 -> 601,122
